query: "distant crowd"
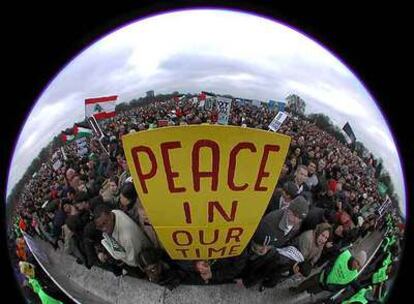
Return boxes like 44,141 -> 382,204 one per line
10,95 -> 405,303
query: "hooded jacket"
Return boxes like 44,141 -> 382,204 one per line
261,209 -> 301,248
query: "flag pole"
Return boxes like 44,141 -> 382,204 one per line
87,115 -> 109,155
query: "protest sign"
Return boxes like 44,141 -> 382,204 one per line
277,101 -> 285,112
122,125 -> 291,259
252,100 -> 261,107
268,100 -> 276,110
216,96 -> 232,125
269,111 -> 288,132
52,160 -> 62,171
158,119 -> 169,127
77,147 -> 88,157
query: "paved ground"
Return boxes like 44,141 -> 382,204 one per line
23,230 -> 384,304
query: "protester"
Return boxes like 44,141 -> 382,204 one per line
291,249 -> 367,294
93,203 -> 152,277
9,93 -> 402,301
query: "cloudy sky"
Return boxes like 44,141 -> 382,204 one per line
6,9 -> 406,214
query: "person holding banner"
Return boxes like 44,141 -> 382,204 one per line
180,256 -> 247,286
236,199 -> 309,289
93,203 -> 152,277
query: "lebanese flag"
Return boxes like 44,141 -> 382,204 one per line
198,92 -> 206,100
85,95 -> 117,120
73,125 -> 93,138
198,92 -> 206,108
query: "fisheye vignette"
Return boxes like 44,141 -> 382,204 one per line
5,9 -> 405,304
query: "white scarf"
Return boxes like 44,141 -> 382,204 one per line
276,246 -> 304,263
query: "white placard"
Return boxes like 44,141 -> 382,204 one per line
52,160 -> 62,171
269,111 -> 288,132
216,96 -> 232,125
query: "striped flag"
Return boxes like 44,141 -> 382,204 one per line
60,133 -> 75,144
85,95 -> 118,120
73,125 -> 93,138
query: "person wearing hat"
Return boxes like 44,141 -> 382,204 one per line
261,195 -> 310,249
295,223 -> 332,266
291,248 -> 367,294
235,208 -> 312,289
234,220 -> 281,288
265,181 -> 298,214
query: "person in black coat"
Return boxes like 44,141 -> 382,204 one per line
265,181 -> 298,214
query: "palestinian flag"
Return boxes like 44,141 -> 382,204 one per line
73,125 -> 93,139
60,133 -> 75,144
85,95 -> 117,120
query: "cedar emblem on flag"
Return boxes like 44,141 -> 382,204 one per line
85,95 -> 118,120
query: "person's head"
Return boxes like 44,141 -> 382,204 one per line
287,195 -> 309,226
194,260 -> 210,275
351,250 -> 367,270
334,224 -> 344,237
323,209 -> 337,225
67,187 -> 76,201
65,215 -> 83,235
138,248 -> 163,283
74,192 -> 90,211
251,221 -> 274,256
109,176 -> 119,194
314,223 -> 332,247
77,178 -> 88,193
94,204 -> 115,235
307,161 -> 317,176
293,261 -> 312,277
281,163 -> 290,176
294,165 -> 308,185
66,168 -> 76,183
352,204 -> 360,214
282,182 -> 297,202
308,150 -> 315,159
71,175 -> 81,189
63,203 -> 75,214
119,182 -> 137,209
289,157 -> 297,168
294,147 -> 301,156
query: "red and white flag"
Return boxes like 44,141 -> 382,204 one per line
85,95 -> 118,120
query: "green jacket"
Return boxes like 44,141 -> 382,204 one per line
372,265 -> 388,284
382,252 -> 392,267
382,236 -> 396,252
322,250 -> 359,286
342,286 -> 372,304
29,278 -> 63,304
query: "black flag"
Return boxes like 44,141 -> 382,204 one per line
343,122 -> 356,143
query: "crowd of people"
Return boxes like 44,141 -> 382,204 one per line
9,94 -> 405,303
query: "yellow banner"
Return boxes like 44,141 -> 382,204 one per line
122,125 -> 290,259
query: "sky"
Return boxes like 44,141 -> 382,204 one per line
6,9 -> 406,215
